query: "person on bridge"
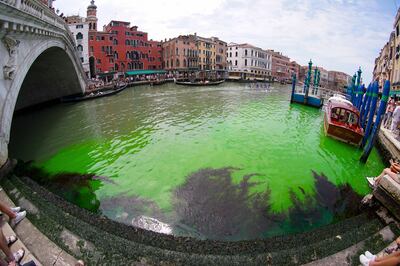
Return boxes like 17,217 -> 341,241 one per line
0,203 -> 26,227
360,250 -> 400,266
0,229 -> 25,265
390,101 -> 400,133
384,97 -> 396,128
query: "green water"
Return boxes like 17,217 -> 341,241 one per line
9,83 -> 384,240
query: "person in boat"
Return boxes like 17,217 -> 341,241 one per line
367,159 -> 400,187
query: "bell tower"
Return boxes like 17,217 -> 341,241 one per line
86,0 -> 98,32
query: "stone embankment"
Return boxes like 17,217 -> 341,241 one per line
0,172 -> 398,265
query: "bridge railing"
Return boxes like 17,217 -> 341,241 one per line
1,0 -> 67,31
1,0 -> 86,80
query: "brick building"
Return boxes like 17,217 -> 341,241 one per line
86,1 -> 162,77
269,50 -> 290,82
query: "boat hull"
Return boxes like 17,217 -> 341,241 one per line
291,93 -> 324,108
324,113 -> 363,146
175,80 -> 225,86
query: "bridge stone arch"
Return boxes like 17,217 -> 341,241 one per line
0,0 -> 87,168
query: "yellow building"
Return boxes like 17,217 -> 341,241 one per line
194,35 -> 216,71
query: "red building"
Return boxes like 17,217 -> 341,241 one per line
87,1 -> 162,77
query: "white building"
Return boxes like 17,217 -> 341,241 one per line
67,16 -> 90,78
227,43 -> 272,81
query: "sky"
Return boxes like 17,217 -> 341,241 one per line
54,0 -> 398,82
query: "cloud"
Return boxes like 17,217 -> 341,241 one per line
55,0 -> 395,82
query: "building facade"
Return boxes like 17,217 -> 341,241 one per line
66,16 -> 91,77
269,50 -> 290,82
328,71 -> 351,91
227,43 -> 272,81
213,37 -> 228,72
85,1 -> 162,77
161,34 -> 227,77
162,35 -> 199,73
374,8 -> 400,93
289,61 -> 301,80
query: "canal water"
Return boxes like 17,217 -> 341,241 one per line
9,83 -> 384,240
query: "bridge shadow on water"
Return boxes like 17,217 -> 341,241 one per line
13,162 -> 363,241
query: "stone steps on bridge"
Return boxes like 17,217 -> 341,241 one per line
0,187 -> 77,266
1,174 -> 398,265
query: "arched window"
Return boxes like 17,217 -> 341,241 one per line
93,23 -> 96,30
183,59 -> 186,67
89,23 -> 92,30
113,39 -> 118,45
176,48 -> 179,55
125,40 -> 130,45
115,63 -> 119,71
77,45 -> 83,52
167,60 -> 169,68
126,52 -> 130,59
76,32 -> 83,40
176,59 -> 180,67
171,59 -> 173,67
245,50 -> 248,56
114,51 -> 118,59
121,63 -> 125,71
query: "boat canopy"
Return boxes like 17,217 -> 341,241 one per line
125,70 -> 167,76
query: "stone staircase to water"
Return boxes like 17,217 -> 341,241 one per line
1,174 -> 399,265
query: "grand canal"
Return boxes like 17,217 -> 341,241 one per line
9,83 -> 384,241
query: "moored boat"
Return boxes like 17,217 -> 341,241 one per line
61,83 -> 127,103
175,80 -> 225,86
324,95 -> 364,146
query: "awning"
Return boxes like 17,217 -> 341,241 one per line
125,70 -> 167,76
97,71 -> 116,77
390,90 -> 400,96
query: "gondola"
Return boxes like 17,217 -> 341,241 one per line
174,80 -> 225,86
61,84 -> 127,103
150,80 -> 167,86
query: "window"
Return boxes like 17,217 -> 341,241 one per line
89,36 -> 94,40
76,32 -> 83,40
77,45 -> 83,52
245,59 -> 247,66
245,50 -> 248,56
235,52 -> 238,57
90,46 -> 94,52
235,60 -> 238,66
80,57 -> 84,62
96,59 -> 101,64
76,24 -> 83,29
113,39 -> 118,45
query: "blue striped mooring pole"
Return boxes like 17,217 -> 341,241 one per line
291,74 -> 296,103
350,74 -> 357,104
361,81 -> 379,148
360,83 -> 372,127
357,84 -> 365,111
360,80 -> 391,163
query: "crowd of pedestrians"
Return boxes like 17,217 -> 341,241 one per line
383,97 -> 400,137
